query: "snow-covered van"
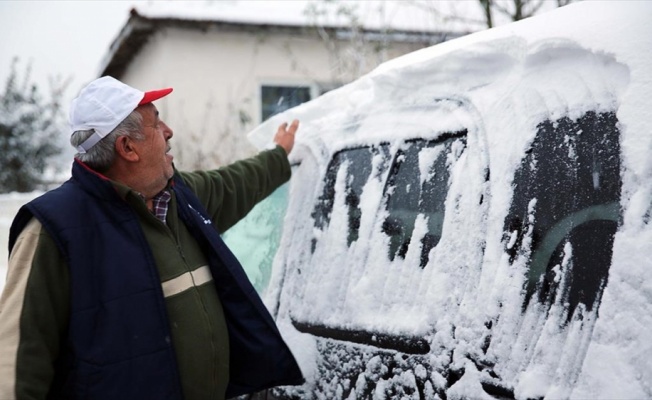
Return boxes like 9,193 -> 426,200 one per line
232,2 -> 652,399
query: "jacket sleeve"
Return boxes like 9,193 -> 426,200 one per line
178,145 -> 291,233
0,218 -> 69,400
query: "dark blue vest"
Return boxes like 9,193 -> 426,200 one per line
9,160 -> 303,399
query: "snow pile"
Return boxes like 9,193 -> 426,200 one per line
249,1 -> 652,398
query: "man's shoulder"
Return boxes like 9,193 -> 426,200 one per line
29,180 -> 80,205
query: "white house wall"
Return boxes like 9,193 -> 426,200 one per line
119,25 -> 427,168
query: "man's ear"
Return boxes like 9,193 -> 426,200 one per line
115,136 -> 140,162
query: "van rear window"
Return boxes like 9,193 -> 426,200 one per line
297,131 -> 468,351
503,111 -> 621,321
382,135 -> 467,268
311,145 -> 391,250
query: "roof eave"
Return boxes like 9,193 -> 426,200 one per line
99,9 -> 156,79
99,9 -> 463,79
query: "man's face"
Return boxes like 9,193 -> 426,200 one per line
134,104 -> 175,191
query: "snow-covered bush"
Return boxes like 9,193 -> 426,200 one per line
0,58 -> 65,193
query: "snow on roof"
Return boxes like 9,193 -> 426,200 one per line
101,0 -> 482,80
132,0 -> 496,33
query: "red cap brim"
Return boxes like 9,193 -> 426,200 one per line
139,88 -> 173,105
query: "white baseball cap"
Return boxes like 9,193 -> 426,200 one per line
69,76 -> 173,153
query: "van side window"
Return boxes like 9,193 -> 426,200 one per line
504,111 -> 621,321
382,134 -> 467,268
311,145 -> 390,250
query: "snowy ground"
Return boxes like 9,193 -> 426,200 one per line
0,192 -> 42,292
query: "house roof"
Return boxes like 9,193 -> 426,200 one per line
131,0 -> 485,32
99,1 -> 476,79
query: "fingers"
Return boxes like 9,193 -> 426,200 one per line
287,119 -> 299,135
274,119 -> 300,155
277,120 -> 299,135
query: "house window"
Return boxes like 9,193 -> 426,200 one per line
261,85 -> 312,122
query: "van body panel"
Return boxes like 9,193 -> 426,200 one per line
243,2 -> 651,398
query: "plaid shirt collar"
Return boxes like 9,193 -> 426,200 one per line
105,176 -> 173,223
143,190 -> 172,223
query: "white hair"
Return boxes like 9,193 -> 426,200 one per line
70,110 -> 144,172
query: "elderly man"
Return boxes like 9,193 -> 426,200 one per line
0,77 -> 303,399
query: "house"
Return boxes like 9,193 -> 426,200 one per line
98,1 -> 469,168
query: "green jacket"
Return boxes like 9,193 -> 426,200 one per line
0,146 -> 291,400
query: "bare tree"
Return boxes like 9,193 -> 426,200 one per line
476,0 -> 575,28
304,0 -> 576,66
481,0 -> 579,28
489,0 -> 547,25
304,0 -> 379,83
303,1 -> 453,84
401,0 -> 575,29
479,0 -> 494,28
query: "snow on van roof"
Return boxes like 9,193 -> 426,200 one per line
251,1 -> 651,181
250,0 -> 651,144
252,1 -> 652,398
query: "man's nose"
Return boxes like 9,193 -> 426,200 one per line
161,121 -> 173,139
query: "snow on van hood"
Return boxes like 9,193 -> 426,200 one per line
249,1 -> 652,398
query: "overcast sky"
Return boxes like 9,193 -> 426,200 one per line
0,1 -> 142,105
